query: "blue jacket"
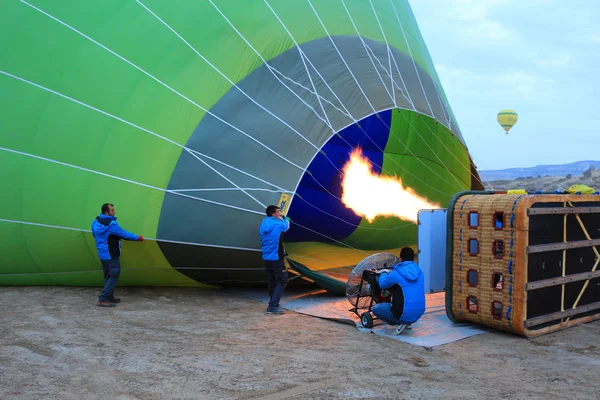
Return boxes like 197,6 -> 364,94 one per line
259,217 -> 290,261
91,215 -> 140,260
379,260 -> 426,323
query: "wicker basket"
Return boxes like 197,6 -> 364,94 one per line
445,191 -> 600,337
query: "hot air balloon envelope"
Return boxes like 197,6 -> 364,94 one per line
0,0 -> 484,293
497,110 -> 518,133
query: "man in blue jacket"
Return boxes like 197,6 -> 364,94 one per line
259,205 -> 290,315
92,203 -> 143,307
372,247 -> 426,335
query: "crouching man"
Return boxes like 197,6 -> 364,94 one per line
372,247 -> 426,335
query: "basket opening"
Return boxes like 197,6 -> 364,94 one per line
467,296 -> 478,313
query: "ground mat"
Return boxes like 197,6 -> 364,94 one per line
241,289 -> 490,348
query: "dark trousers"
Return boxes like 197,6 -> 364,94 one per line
98,259 -> 121,302
264,259 -> 288,310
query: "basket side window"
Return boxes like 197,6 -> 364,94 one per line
469,239 -> 479,255
468,296 -> 478,313
494,211 -> 504,229
492,301 -> 503,320
493,240 -> 504,259
493,272 -> 504,291
467,269 -> 478,287
469,211 -> 479,228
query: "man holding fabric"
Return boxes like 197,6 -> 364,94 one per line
92,203 -> 143,307
259,205 -> 291,315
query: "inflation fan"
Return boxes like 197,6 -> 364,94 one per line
346,252 -> 398,328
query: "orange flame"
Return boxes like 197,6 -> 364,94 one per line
341,148 -> 440,223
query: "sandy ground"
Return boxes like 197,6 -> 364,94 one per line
1,286 -> 599,400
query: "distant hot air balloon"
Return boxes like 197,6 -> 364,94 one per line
497,109 -> 518,133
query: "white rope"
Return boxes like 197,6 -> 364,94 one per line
0,146 -> 264,215
18,1 -> 303,172
0,69 -> 296,201
171,188 -> 286,194
263,0 -> 344,133
306,0 -> 378,116
273,0 -> 418,197
431,77 -> 452,127
292,221 -> 368,254
397,111 -> 488,189
287,254 -> 347,270
394,113 -> 470,189
362,42 -> 414,107
17,1 -> 463,225
136,0 -> 319,151
304,0 -> 459,193
185,149 -> 266,209
186,149 -> 289,192
208,0 -> 341,127
270,67 -> 352,119
340,0 -> 394,102
0,266 -> 264,278
389,0 -> 436,118
0,218 -> 262,252
328,2 -> 465,191
368,0 -> 397,107
388,46 -> 417,109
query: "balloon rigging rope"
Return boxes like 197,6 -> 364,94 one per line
4,2 -> 461,235
184,148 -> 266,209
268,0 -> 468,194
0,218 -> 263,252
388,0 -> 436,118
337,0 -> 465,191
18,0 -> 305,172
135,0 -> 319,152
19,0 -> 476,195
390,0 -> 492,189
207,0 -> 344,128
27,0 -> 467,200
3,1 -> 490,261
368,0 -> 397,108
17,2 -> 464,209
338,0 -> 394,105
0,145 -> 265,215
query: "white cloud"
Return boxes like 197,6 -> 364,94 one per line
532,54 -> 572,68
462,20 -> 516,41
410,0 -> 518,46
576,31 -> 600,45
447,0 -> 514,21
435,65 -> 559,105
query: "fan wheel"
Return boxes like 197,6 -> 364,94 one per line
360,312 -> 374,328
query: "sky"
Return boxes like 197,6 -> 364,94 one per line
408,0 -> 600,170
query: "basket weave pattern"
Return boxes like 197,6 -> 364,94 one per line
451,194 -> 525,333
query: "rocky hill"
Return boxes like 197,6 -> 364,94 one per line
482,167 -> 600,192
479,160 -> 600,181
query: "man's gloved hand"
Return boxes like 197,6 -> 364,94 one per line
138,235 -> 144,241
284,216 -> 291,222
379,268 -> 391,274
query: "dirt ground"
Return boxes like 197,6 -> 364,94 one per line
1,286 -> 599,400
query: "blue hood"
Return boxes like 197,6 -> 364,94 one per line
259,217 -> 280,235
92,215 -> 116,235
394,260 -> 421,282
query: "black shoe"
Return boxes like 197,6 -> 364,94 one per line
266,308 -> 284,315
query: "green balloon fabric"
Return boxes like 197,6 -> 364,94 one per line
0,0 -> 481,290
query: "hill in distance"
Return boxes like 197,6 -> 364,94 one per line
478,161 -> 600,192
479,160 -> 600,181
